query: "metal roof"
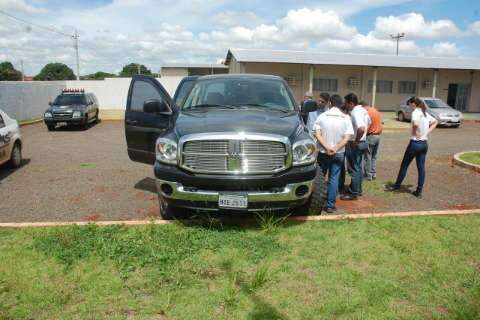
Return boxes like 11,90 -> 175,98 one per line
161,63 -> 228,69
225,48 -> 480,70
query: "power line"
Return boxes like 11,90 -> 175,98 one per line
0,9 -> 72,38
0,9 -> 81,79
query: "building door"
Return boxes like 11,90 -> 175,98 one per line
447,83 -> 470,111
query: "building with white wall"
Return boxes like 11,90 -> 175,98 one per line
225,48 -> 480,112
160,63 -> 228,77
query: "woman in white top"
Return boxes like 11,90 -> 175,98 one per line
387,97 -> 438,198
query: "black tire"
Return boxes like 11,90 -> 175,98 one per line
47,124 -> 55,131
82,117 -> 89,130
158,195 -> 179,220
301,166 -> 327,215
94,110 -> 99,123
8,142 -> 22,169
398,112 -> 405,122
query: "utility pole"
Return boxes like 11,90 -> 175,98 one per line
73,29 -> 80,80
20,59 -> 25,81
390,32 -> 405,56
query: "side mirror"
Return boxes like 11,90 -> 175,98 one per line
143,99 -> 170,113
48,101 -> 53,106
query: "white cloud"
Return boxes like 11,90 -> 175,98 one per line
467,21 -> 480,36
0,1 -> 473,76
374,13 -> 460,39
0,0 -> 47,14
429,42 -> 460,57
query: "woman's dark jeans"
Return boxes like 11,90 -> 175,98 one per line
394,140 -> 428,192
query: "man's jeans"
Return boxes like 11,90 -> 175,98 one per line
346,141 -> 368,196
318,152 -> 345,209
364,134 -> 381,179
394,140 -> 428,192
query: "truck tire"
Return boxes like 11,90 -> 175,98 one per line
158,196 -> 178,220
301,166 -> 326,215
47,124 -> 55,131
398,112 -> 405,122
8,142 -> 22,168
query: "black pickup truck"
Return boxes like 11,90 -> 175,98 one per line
124,74 -> 325,219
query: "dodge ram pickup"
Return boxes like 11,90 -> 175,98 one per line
124,74 -> 325,219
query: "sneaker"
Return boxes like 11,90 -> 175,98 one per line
372,176 -> 377,180
367,177 -> 373,181
385,184 -> 400,192
340,194 -> 358,201
412,190 -> 423,199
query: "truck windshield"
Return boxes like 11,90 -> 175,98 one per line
174,79 -> 195,107
54,95 -> 86,105
183,78 -> 295,112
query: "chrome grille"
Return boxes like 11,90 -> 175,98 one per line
52,112 -> 73,119
181,138 -> 288,174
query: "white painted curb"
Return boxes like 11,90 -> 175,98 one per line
453,151 -> 480,173
0,209 -> 479,228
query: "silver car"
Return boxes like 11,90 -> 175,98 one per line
0,109 -> 22,168
397,97 -> 464,127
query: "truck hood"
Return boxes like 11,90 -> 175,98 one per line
175,110 -> 301,139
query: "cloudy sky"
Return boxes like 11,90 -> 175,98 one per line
1,0 -> 480,75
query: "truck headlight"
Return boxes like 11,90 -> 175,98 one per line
44,112 -> 52,118
73,111 -> 82,118
292,139 -> 317,166
156,138 -> 177,164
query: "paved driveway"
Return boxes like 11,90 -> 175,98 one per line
1,121 -> 479,222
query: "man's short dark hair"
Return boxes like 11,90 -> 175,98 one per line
319,92 -> 330,102
344,93 -> 358,106
329,94 -> 343,107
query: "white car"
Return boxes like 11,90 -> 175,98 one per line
0,109 -> 22,168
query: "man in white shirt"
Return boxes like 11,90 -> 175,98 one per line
314,94 -> 354,213
307,92 -> 330,133
342,93 -> 371,200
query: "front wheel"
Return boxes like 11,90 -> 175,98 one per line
301,166 -> 326,215
47,124 -> 55,131
158,195 -> 179,220
398,112 -> 405,122
8,142 -> 22,168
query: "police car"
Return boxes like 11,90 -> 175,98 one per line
44,88 -> 99,130
0,109 -> 22,168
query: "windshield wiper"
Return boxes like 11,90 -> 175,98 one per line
185,104 -> 237,111
238,103 -> 291,113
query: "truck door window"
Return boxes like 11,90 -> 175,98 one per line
0,114 -> 4,128
130,80 -> 164,111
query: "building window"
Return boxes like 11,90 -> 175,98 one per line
398,81 -> 417,94
368,80 -> 393,94
313,78 -> 338,92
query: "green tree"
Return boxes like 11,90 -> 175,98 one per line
0,61 -> 22,81
81,71 -> 117,80
119,63 -> 152,77
34,63 -> 76,81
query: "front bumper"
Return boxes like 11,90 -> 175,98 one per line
154,162 -> 317,211
156,179 -> 313,211
438,119 -> 463,126
44,118 -> 86,125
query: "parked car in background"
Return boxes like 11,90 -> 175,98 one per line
0,109 -> 22,168
44,89 -> 99,131
124,74 -> 325,219
397,97 -> 464,127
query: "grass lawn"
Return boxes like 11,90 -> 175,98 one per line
1,215 -> 480,319
460,152 -> 480,166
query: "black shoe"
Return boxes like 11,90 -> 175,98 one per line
340,194 -> 358,201
412,190 -> 423,199
385,184 -> 400,192
372,176 -> 377,180
324,207 -> 337,214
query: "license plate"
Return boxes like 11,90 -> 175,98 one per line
218,194 -> 248,209
57,122 -> 67,126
